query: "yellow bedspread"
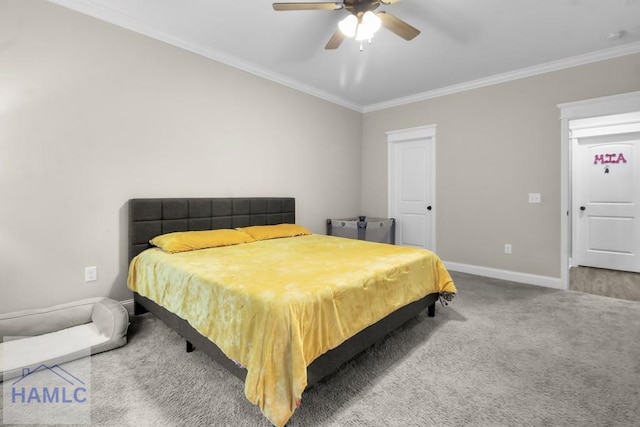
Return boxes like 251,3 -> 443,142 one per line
127,234 -> 456,426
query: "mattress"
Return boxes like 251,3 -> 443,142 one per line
127,233 -> 455,426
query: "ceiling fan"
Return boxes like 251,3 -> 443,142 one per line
272,0 -> 420,50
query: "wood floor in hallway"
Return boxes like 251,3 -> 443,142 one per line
570,266 -> 640,301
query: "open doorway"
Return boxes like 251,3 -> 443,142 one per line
559,91 -> 640,299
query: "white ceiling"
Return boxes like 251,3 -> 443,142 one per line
50,0 -> 640,112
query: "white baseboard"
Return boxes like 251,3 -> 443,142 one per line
121,299 -> 135,315
444,261 -> 564,290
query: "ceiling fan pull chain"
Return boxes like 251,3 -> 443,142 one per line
360,40 -> 364,52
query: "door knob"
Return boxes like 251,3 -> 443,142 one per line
427,206 -> 432,211
580,206 -> 586,211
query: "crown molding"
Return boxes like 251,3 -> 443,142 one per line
47,1 -> 640,115
363,41 -> 640,113
47,0 -> 363,112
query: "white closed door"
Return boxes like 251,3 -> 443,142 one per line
573,129 -> 640,273
388,126 -> 435,250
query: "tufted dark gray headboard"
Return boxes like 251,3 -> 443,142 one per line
128,197 -> 295,261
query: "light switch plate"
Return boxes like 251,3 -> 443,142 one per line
528,193 -> 541,203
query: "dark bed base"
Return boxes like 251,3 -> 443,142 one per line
128,197 -> 439,390
133,292 -> 437,387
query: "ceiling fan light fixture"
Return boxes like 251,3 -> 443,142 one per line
338,14 -> 358,37
273,1 -> 420,50
363,11 -> 381,33
355,11 -> 381,41
340,11 -> 381,41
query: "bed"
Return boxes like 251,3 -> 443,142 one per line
127,197 -> 455,426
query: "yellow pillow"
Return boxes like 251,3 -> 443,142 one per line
150,229 -> 255,253
235,224 -> 312,241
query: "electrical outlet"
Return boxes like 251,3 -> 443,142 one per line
85,266 -> 97,282
528,193 -> 541,203
504,244 -> 512,254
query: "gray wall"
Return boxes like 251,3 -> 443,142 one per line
0,1 -> 362,313
361,53 -> 640,278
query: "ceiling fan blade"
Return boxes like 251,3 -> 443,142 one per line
325,29 -> 345,49
377,11 -> 420,40
273,2 -> 342,11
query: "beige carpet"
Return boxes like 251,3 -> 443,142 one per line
3,271 -> 639,426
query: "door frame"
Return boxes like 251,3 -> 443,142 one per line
571,112 -> 640,271
558,90 -> 640,289
387,124 -> 436,250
